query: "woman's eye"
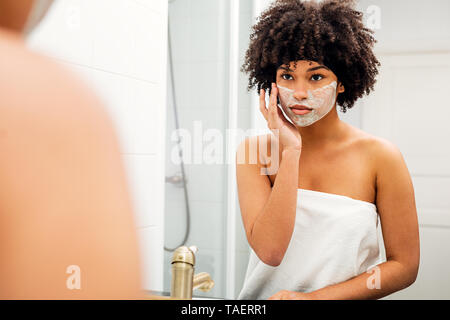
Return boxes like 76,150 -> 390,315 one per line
281,74 -> 293,80
311,74 -> 324,81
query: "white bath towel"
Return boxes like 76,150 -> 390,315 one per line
238,188 -> 386,300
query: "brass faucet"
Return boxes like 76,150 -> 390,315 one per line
170,246 -> 214,299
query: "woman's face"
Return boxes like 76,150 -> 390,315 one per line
276,60 -> 344,127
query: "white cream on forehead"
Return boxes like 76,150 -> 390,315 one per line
277,81 -> 337,127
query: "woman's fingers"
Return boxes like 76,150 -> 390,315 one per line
267,83 -> 279,124
260,83 -> 282,128
259,89 -> 268,120
277,104 -> 293,127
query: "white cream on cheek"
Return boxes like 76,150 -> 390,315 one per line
277,81 -> 337,127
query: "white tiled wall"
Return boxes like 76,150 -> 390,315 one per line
27,0 -> 168,292
164,0 -> 229,298
357,0 -> 450,53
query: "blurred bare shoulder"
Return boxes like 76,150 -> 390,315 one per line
0,32 -> 143,299
0,30 -> 113,134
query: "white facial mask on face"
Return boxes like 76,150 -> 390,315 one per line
23,0 -> 54,37
278,81 -> 338,127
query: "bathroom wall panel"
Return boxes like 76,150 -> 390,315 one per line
163,199 -> 188,249
61,63 -> 161,153
91,1 -> 166,83
133,0 -> 167,15
131,9 -> 167,83
357,0 -> 450,53
169,62 -> 194,105
189,2 -> 222,63
168,0 -> 191,42
165,199 -> 225,251
413,176 -> 450,227
390,63 -> 450,177
183,164 -> 226,203
29,0 -> 167,84
171,100 -> 227,203
89,0 -> 136,76
27,0 -> 94,66
185,201 -> 226,251
122,154 -> 165,228
138,226 -> 164,292
169,16 -> 192,64
172,61 -> 227,109
92,71 -> 163,155
164,0 -> 229,297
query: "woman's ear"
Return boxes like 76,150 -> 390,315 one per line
337,82 -> 345,94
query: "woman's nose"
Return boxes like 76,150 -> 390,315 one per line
292,86 -> 309,101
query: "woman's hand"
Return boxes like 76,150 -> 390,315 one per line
260,83 -> 302,151
268,290 -> 314,300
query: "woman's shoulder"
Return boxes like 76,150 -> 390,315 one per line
0,33 -> 113,137
348,126 -> 405,169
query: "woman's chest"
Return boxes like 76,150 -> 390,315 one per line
268,147 -> 377,204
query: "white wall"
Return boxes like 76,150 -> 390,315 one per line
27,0 -> 168,292
164,0 -> 229,298
358,0 -> 450,53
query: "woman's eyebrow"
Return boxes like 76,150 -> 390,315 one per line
277,65 -> 330,72
277,66 -> 294,72
306,65 -> 330,72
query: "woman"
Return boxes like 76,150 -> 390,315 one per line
236,0 -> 420,300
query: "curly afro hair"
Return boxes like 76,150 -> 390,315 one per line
242,0 -> 380,112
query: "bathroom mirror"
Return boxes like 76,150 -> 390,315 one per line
21,0 -> 450,300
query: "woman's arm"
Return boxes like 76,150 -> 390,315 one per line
271,259 -> 416,300
275,139 -> 420,300
236,135 -> 301,266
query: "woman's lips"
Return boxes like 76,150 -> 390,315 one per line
290,105 -> 312,115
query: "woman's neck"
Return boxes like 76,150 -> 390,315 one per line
297,109 -> 348,149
